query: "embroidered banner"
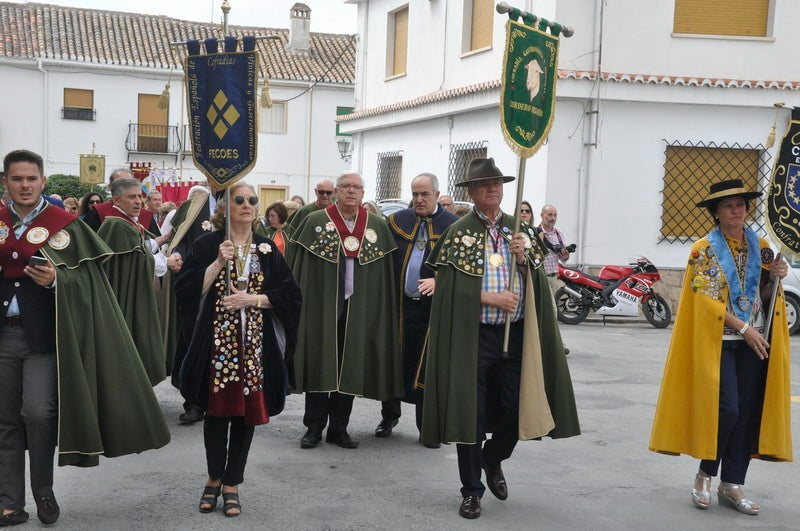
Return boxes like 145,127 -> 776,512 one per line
185,36 -> 258,190
766,107 -> 800,256
499,19 -> 560,158
79,154 -> 105,184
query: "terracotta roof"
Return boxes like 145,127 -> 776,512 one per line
0,2 -> 355,84
339,69 -> 799,123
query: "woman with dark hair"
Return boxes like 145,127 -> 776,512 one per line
519,200 -> 533,225
256,201 -> 294,255
290,194 -> 305,207
176,183 -> 302,517
650,179 -> 793,516
78,191 -> 103,218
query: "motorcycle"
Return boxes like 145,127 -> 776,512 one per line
555,256 -> 672,328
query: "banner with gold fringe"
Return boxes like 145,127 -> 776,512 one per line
766,107 -> 800,257
499,18 -> 560,159
185,36 -> 259,190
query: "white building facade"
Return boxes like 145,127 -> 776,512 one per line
0,2 -> 355,208
341,0 -> 799,272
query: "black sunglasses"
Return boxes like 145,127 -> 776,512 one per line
520,209 -> 531,213
89,199 -> 102,204
233,195 -> 258,206
316,189 -> 333,196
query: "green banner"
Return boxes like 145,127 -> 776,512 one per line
500,19 -> 560,158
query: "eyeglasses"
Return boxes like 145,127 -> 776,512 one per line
520,209 -> 531,214
440,202 -> 453,206
338,184 -> 364,192
89,199 -> 102,204
316,189 -> 333,196
233,195 -> 258,206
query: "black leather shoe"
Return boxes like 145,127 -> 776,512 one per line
482,460 -> 508,500
326,430 -> 359,449
300,429 -> 322,449
459,496 -> 481,519
34,494 -> 60,525
0,509 -> 29,527
178,404 -> 204,424
374,418 -> 398,438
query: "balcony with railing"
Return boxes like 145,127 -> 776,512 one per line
125,124 -> 182,159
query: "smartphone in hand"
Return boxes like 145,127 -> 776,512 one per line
28,256 -> 48,268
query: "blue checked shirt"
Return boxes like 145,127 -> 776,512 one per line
476,209 -> 525,324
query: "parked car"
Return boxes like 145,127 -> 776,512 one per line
780,257 -> 800,334
377,198 -> 408,218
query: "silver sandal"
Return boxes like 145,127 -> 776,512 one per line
718,483 -> 759,515
691,473 -> 712,509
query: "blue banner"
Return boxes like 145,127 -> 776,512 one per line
185,38 -> 258,189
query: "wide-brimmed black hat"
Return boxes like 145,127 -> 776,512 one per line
455,157 -> 515,187
695,179 -> 762,208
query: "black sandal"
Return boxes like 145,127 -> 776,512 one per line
222,491 -> 241,517
198,484 -> 221,513
0,509 -> 30,526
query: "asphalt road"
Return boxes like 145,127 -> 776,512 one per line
41,321 -> 800,530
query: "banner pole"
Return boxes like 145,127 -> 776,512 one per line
222,0 -> 232,296
502,156 -> 527,357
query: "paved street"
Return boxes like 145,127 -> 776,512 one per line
46,321 -> 799,530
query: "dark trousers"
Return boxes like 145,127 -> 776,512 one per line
0,327 -> 57,510
304,302 -> 355,434
381,296 -> 429,431
700,340 -> 768,485
457,321 -> 523,498
204,416 -> 255,486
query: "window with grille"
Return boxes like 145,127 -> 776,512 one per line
448,141 -> 488,201
376,151 -> 403,200
660,141 -> 771,243
464,0 -> 493,52
673,0 -> 770,37
63,88 -> 95,121
387,6 -> 409,77
260,101 -> 287,134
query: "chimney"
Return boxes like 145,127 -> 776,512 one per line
286,2 -> 311,52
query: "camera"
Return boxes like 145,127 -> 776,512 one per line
553,243 -> 577,254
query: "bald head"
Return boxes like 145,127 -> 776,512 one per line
540,204 -> 558,229
314,179 -> 335,208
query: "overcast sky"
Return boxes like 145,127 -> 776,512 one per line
6,0 -> 357,34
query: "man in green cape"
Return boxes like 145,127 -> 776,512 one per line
290,172 -> 402,450
286,178 -> 335,233
96,177 -> 167,386
421,158 -> 580,520
0,150 -> 169,527
163,184 -> 217,422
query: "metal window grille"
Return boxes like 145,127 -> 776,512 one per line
375,151 -> 403,200
448,141 -> 488,201
660,140 -> 772,243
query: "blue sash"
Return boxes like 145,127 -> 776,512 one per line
706,227 -> 761,322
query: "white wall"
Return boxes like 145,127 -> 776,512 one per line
0,61 -> 354,205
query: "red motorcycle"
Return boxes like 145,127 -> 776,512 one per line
555,257 -> 671,328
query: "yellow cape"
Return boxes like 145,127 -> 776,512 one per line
649,236 -> 793,462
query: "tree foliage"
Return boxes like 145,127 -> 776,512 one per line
44,174 -> 108,200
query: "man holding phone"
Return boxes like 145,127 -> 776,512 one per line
0,150 -> 170,527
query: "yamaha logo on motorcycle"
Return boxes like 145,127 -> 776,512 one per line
554,257 -> 672,328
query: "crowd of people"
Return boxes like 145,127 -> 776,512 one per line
0,149 -> 792,526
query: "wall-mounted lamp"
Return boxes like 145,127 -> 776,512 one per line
337,137 -> 352,163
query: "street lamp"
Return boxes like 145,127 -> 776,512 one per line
337,137 -> 352,163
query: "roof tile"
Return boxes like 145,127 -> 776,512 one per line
0,1 -> 354,84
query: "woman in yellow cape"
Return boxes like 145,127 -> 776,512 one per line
649,179 -> 793,516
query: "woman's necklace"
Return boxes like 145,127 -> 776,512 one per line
232,234 -> 253,289
727,234 -> 751,311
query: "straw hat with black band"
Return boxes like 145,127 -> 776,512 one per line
696,179 -> 762,209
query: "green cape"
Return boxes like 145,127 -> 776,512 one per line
289,210 -> 403,399
41,219 -> 170,467
97,216 -> 166,386
420,213 -> 580,446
